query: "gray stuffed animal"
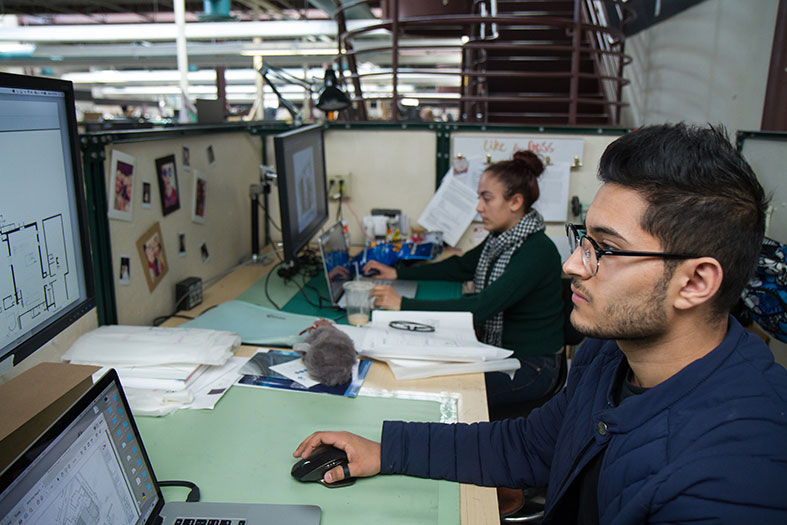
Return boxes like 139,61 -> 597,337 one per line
295,322 -> 357,386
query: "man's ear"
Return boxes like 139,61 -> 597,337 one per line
672,257 -> 723,311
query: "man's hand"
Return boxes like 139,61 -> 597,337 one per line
293,431 -> 382,484
370,285 -> 402,310
362,260 -> 397,280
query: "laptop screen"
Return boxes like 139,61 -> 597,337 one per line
318,222 -> 352,304
0,371 -> 163,525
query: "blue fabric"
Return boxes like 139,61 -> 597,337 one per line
381,317 -> 787,523
742,237 -> 787,342
484,354 -> 560,408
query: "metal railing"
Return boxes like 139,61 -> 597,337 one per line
331,0 -> 632,124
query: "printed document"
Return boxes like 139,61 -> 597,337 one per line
417,175 -> 479,246
336,311 -> 513,362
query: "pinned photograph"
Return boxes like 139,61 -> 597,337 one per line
136,222 -> 169,292
155,154 -> 180,216
206,144 -> 215,166
118,255 -> 131,286
178,232 -> 186,257
192,171 -> 207,224
182,145 -> 191,171
200,241 -> 210,263
141,181 -> 152,209
108,150 -> 135,221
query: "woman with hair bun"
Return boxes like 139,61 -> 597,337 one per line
365,150 -> 564,409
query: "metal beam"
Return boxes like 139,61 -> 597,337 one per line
0,19 -> 381,42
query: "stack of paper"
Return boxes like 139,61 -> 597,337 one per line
335,311 -> 520,380
63,325 -> 244,415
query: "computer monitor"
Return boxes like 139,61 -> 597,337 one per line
0,73 -> 95,369
273,124 -> 329,263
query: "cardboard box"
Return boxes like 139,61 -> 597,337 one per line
0,362 -> 99,472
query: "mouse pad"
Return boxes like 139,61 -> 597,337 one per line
136,386 -> 459,525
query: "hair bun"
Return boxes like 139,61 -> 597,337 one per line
512,150 -> 545,177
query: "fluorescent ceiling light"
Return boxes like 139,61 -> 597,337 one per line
240,48 -> 340,57
0,43 -> 35,54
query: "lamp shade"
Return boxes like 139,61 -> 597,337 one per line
316,68 -> 350,112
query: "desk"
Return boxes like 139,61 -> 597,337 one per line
162,255 -> 498,523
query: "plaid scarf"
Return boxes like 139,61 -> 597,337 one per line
474,209 -> 545,346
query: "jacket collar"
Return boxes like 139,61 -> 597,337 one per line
596,316 -> 746,432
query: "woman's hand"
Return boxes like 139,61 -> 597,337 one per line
370,285 -> 402,310
293,431 -> 381,484
362,260 -> 397,280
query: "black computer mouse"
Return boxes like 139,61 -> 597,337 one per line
363,268 -> 381,277
291,445 -> 355,488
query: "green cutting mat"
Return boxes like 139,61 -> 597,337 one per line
137,386 -> 460,525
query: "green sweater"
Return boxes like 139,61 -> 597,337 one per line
397,230 -> 564,358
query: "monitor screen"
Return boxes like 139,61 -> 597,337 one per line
0,73 -> 95,368
273,124 -> 329,263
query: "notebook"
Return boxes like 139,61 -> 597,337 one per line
317,222 -> 417,307
0,369 -> 321,525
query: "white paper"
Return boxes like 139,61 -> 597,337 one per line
112,363 -> 203,380
384,357 -> 520,380
108,358 -> 246,416
269,357 -> 320,388
124,388 -> 194,417
63,325 -> 240,367
531,162 -> 571,222
188,356 -> 246,410
417,175 -> 479,247
451,158 -> 487,221
353,311 -> 512,362
118,377 -> 189,391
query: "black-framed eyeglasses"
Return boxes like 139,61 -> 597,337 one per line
565,223 -> 700,277
388,320 -> 435,332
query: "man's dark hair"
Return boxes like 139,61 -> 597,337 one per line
599,123 -> 768,316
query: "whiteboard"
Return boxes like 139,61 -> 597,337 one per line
451,134 -> 584,222
740,135 -> 787,244
452,134 -> 584,166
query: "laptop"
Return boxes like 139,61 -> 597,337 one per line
0,369 -> 321,525
317,222 -> 417,307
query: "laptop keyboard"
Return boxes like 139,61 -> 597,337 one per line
175,518 -> 246,525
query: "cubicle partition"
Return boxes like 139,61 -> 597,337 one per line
81,123 -> 289,326
737,131 -> 787,366
81,122 -> 628,327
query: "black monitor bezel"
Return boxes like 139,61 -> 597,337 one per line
273,123 -> 329,263
0,73 -> 96,367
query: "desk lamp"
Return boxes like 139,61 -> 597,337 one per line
316,68 -> 351,112
257,65 -> 307,126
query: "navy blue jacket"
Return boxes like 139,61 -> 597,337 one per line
381,317 -> 787,523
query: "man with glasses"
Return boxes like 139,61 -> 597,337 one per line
294,124 -> 787,523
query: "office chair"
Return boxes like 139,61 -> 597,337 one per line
495,278 -> 584,523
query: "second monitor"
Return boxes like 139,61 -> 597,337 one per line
274,124 -> 329,263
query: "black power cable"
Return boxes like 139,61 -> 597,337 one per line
158,480 -> 200,502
